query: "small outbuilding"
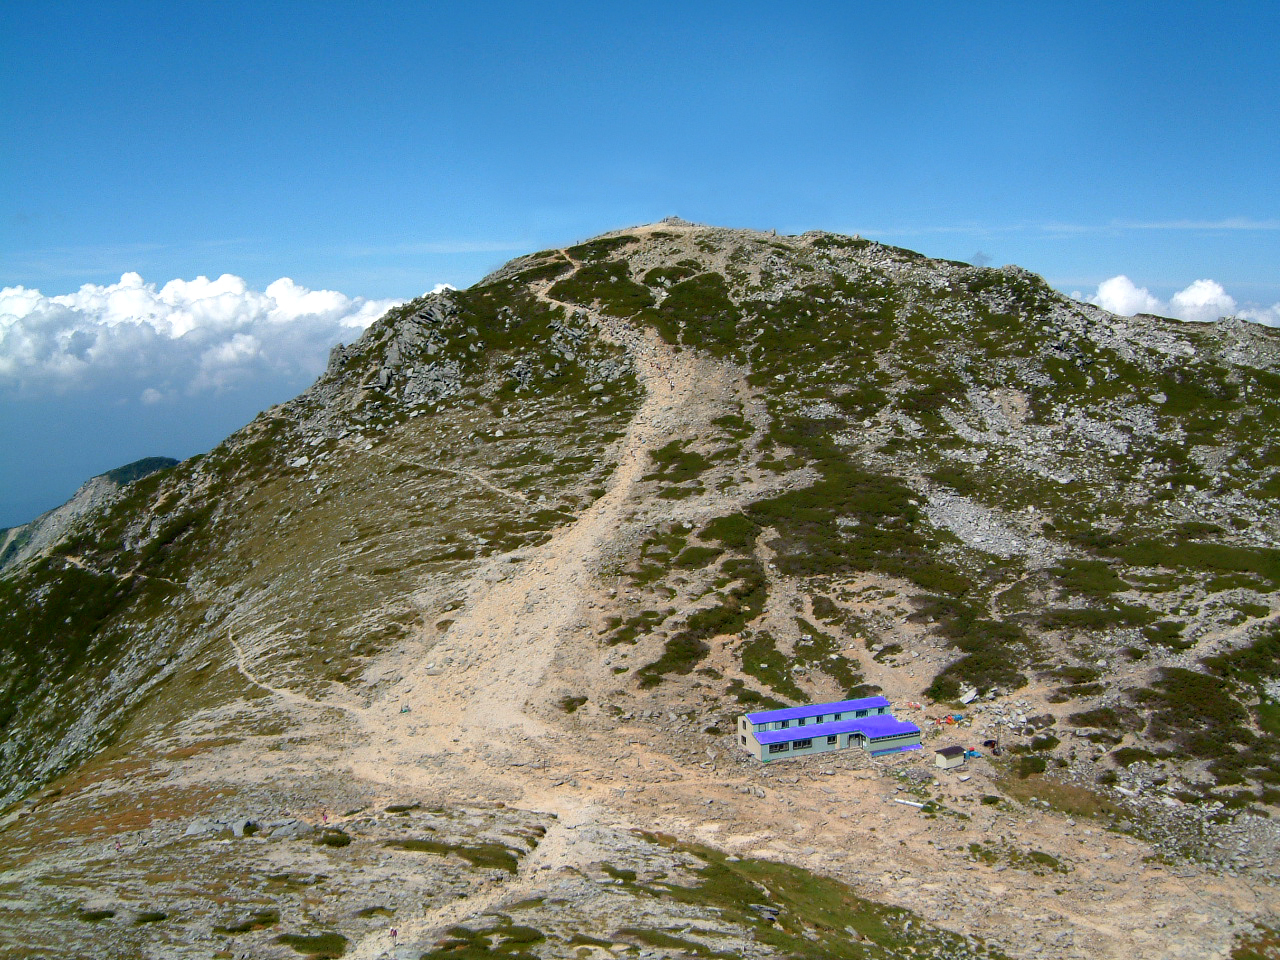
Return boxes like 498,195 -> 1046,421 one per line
934,745 -> 966,770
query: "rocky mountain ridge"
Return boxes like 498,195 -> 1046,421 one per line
0,221 -> 1277,959
0,456 -> 177,572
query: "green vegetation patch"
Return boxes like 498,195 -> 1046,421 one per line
637,273 -> 741,348
916,595 -> 1032,700
701,513 -> 758,551
603,610 -> 667,646
638,557 -> 767,687
674,545 -> 723,568
215,909 -> 280,934
643,264 -> 699,287
103,456 -> 178,486
421,921 -> 544,960
1051,559 -> 1128,600
1068,707 -> 1126,729
968,841 -> 1068,875
387,838 -> 522,873
726,678 -> 786,710
1131,630 -> 1280,793
616,927 -> 732,957
1111,747 -> 1158,767
1112,539 -> 1280,590
275,932 -> 347,958
315,829 -> 352,848
1017,755 -> 1048,778
644,439 -> 712,484
1040,604 -> 1153,632
635,833 -> 1008,959
795,618 -> 873,696
1231,922 -> 1280,960
743,419 -> 969,597
566,235 -> 638,262
739,631 -> 805,702
76,909 -> 116,923
1143,620 -> 1191,650
548,261 -> 654,317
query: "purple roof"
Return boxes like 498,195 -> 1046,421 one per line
744,696 -> 890,725
754,714 -> 920,745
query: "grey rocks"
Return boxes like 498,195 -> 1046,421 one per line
183,816 -> 314,839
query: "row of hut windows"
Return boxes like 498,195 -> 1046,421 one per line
767,709 -> 875,731
767,735 -> 842,754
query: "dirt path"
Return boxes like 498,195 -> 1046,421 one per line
225,630 -> 362,718
334,265 -> 729,954
345,265 -> 718,784
60,553 -> 183,588
344,441 -> 533,505
215,253 -> 733,796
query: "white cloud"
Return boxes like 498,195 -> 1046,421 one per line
0,272 -> 406,398
1089,276 -> 1163,317
1169,279 -> 1237,324
1076,276 -> 1279,327
1113,217 -> 1280,231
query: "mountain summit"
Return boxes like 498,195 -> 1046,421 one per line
2,224 -> 1278,958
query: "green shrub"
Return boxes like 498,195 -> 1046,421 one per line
566,235 -> 637,262
1111,747 -> 1157,767
389,839 -> 521,873
638,558 -> 767,687
215,909 -> 280,934
1041,604 -> 1153,631
726,678 -> 785,710
316,829 -> 351,848
637,273 -> 741,352
275,932 -> 347,958
1069,708 -> 1124,729
917,595 -> 1031,697
672,545 -> 722,568
1017,756 -> 1047,778
739,631 -> 804,702
1143,620 -> 1190,649
548,262 -> 654,317
810,594 -> 841,622
1112,540 -> 1280,589
103,456 -> 178,486
643,440 -> 711,484
701,513 -> 758,551
1051,559 -> 1127,600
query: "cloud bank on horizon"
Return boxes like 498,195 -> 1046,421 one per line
0,272 -> 414,401
1078,276 -> 1280,326
2,270 -> 1276,407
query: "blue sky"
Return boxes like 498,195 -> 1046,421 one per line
2,2 -> 1277,526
